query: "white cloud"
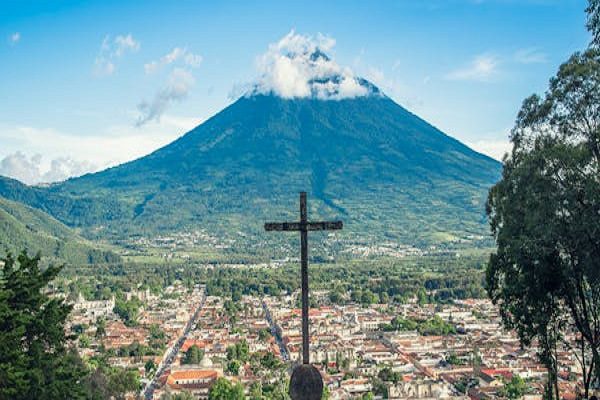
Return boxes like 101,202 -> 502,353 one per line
136,68 -> 196,126
0,152 -> 97,185
0,152 -> 43,185
366,67 -> 385,84
184,52 -> 203,68
94,34 -> 140,76
251,30 -> 373,100
144,47 -> 203,74
446,54 -> 499,82
114,34 -> 140,56
514,48 -> 547,64
0,115 -> 203,184
9,32 -> 20,45
467,139 -> 512,161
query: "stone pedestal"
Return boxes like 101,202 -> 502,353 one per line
289,364 -> 323,400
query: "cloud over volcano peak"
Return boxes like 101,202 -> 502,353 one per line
251,31 -> 374,100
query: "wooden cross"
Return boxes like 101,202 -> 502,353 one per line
265,192 -> 343,365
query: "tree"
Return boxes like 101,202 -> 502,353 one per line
149,323 -> 167,349
258,328 -> 271,342
106,368 -> 140,399
82,361 -> 140,400
227,360 -> 241,375
0,251 -> 88,400
260,352 -> 282,370
446,352 -> 463,366
371,378 -> 388,399
499,376 -> 527,400
113,298 -> 141,327
321,384 -> 330,400
588,0 -> 600,46
79,334 -> 91,348
486,46 -> 600,398
328,289 -> 344,304
95,317 -> 106,338
145,359 -> 156,376
226,340 -> 249,363
249,381 -> 263,400
378,366 -> 401,383
361,392 -> 374,400
183,344 -> 205,365
161,391 -> 195,400
208,377 -> 245,400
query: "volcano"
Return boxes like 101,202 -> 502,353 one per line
0,81 -> 501,248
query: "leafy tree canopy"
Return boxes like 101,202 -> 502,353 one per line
486,46 -> 600,398
208,377 -> 245,400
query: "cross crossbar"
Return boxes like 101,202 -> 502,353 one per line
264,221 -> 343,231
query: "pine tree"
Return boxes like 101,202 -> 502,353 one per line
0,251 -> 87,399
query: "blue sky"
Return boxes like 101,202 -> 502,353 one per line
0,0 -> 591,184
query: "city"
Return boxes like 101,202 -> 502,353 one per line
64,270 -> 583,399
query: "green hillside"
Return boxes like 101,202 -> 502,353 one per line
0,196 -> 120,265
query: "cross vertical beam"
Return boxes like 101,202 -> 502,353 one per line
300,192 -> 309,364
264,191 -> 343,369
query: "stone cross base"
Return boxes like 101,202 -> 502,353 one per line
289,364 -> 324,400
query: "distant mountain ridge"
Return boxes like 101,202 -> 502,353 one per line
0,84 -> 501,249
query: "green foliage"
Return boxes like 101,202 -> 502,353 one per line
371,378 -> 388,398
79,334 -> 91,348
486,45 -> 600,399
104,368 -> 140,398
262,381 -> 289,400
328,288 -> 346,304
82,356 -> 140,400
226,340 -> 249,363
258,328 -> 272,342
417,315 -> 456,336
249,381 -> 263,400
446,352 -> 463,366
588,0 -> 600,46
320,385 -> 329,400
0,251 -> 88,399
381,317 -> 418,332
260,352 -> 282,370
454,377 -> 478,394
381,315 -> 455,336
116,341 -> 161,358
113,297 -> 141,326
149,323 -> 167,350
183,344 -> 205,365
227,360 -> 241,375
161,392 -> 195,400
0,195 -> 120,266
208,377 -> 245,400
205,255 -> 488,305
95,317 -> 106,338
378,367 -> 401,383
498,376 -> 527,400
145,359 -> 156,375
361,392 -> 374,400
